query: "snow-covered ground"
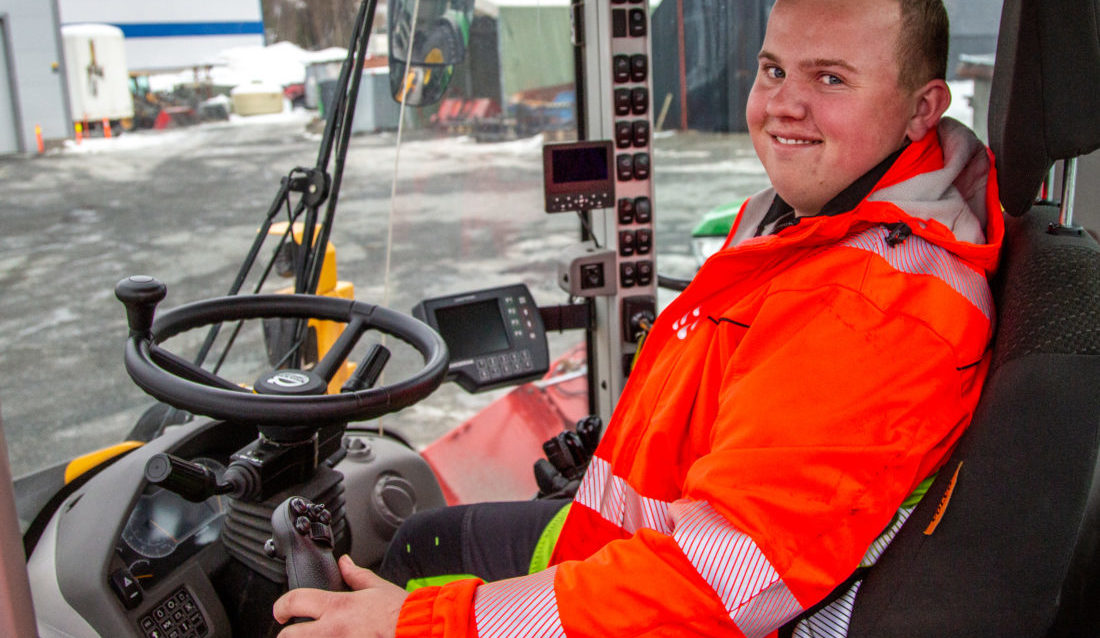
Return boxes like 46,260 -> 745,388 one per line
148,41 -> 349,93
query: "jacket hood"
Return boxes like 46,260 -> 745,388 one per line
727,117 -> 1004,276
870,117 -> 995,245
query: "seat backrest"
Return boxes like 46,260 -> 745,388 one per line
988,0 -> 1100,218
847,1 -> 1100,635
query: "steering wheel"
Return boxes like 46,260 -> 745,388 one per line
116,276 -> 449,429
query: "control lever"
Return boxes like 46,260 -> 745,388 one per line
341,344 -> 391,393
115,275 -> 167,338
575,415 -> 602,456
265,496 -> 347,592
534,416 -> 603,498
144,453 -> 258,502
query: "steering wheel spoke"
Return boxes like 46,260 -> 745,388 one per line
312,315 -> 368,383
149,344 -> 250,393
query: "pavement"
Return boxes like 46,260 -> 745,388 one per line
0,111 -> 768,477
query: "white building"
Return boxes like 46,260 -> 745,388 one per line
58,0 -> 265,72
0,0 -> 72,154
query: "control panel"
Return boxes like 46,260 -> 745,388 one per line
413,284 -> 550,393
607,3 -> 656,302
138,586 -> 209,638
579,0 -> 659,420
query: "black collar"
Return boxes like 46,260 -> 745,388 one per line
754,142 -> 910,237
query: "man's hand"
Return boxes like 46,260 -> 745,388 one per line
273,554 -> 408,637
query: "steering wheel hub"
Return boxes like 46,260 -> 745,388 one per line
254,370 -> 327,396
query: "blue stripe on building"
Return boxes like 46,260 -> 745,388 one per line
112,22 -> 264,38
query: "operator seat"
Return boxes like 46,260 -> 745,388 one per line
846,0 -> 1100,636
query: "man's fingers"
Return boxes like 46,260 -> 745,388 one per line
273,588 -> 331,624
274,619 -> 315,638
338,555 -> 383,590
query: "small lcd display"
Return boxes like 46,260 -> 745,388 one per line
551,147 -> 610,184
435,299 -> 510,360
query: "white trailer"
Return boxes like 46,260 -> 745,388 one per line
61,24 -> 134,129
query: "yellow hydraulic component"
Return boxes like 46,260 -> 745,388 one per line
269,222 -> 357,394
65,441 -> 144,484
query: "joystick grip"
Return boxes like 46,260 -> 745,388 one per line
267,497 -> 346,592
115,275 -> 167,337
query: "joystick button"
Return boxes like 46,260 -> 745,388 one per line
295,516 -> 311,535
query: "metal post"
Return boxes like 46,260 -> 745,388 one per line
1040,163 -> 1058,203
1060,157 -> 1078,227
1049,157 -> 1084,236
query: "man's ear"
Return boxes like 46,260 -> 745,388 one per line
905,79 -> 951,142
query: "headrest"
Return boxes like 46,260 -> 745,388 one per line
988,0 -> 1100,217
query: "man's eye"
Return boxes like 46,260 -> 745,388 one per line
764,66 -> 785,80
820,74 -> 843,86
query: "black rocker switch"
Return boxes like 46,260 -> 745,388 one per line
630,55 -> 648,82
614,89 -> 632,116
618,198 -> 635,224
631,87 -> 649,115
613,55 -> 631,83
615,121 -> 634,148
628,9 -> 647,37
616,154 -> 635,181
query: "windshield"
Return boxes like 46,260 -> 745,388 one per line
0,0 -> 995,480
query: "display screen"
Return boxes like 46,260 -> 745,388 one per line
551,146 -> 610,184
116,457 -> 228,590
435,299 -> 510,360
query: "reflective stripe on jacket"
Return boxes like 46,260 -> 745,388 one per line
396,118 -> 1003,638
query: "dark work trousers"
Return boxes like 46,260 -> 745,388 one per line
377,499 -> 571,588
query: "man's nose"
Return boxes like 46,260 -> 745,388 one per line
766,80 -> 808,120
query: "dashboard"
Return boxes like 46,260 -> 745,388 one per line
116,457 -> 229,593
28,417 -> 445,638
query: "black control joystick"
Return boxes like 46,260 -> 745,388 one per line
115,275 -> 167,338
265,497 -> 347,592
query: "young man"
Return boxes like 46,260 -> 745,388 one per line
274,0 -> 1003,635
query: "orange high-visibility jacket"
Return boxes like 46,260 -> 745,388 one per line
396,118 -> 1003,637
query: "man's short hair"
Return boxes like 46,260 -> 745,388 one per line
897,0 -> 950,91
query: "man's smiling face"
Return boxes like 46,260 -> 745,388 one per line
746,0 -> 928,217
